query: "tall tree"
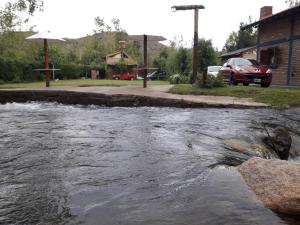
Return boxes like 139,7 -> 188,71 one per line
223,18 -> 257,53
197,38 -> 220,72
285,0 -> 300,7
0,0 -> 43,32
175,47 -> 191,76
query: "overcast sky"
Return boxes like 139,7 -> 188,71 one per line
3,0 -> 288,49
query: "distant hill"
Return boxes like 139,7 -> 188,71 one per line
64,33 -> 167,54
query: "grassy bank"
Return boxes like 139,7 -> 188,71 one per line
170,84 -> 300,109
0,79 -> 169,89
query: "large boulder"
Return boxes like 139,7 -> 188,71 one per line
238,157 -> 300,216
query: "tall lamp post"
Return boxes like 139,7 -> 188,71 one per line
171,5 -> 205,85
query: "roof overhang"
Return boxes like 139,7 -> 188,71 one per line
242,5 -> 300,30
221,46 -> 256,58
129,35 -> 166,42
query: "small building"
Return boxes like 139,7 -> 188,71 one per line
105,51 -> 138,78
221,46 -> 257,63
243,5 -> 300,86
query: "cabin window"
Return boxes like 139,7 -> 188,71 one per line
260,47 -> 280,68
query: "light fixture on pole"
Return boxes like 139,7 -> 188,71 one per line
171,5 -> 205,85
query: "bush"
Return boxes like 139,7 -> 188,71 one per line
0,57 -> 42,82
169,74 -> 190,84
0,58 -> 106,82
55,64 -> 87,80
197,74 -> 226,88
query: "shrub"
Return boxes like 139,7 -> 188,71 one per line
197,74 -> 226,88
55,64 -> 90,80
169,74 -> 190,84
0,57 -> 42,82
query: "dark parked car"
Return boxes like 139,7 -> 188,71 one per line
218,58 -> 272,87
147,70 -> 167,80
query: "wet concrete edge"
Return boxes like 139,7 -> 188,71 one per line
0,90 -> 269,109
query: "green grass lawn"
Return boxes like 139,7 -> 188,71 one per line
0,79 -> 169,89
170,84 -> 300,109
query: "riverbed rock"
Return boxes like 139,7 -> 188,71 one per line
290,136 -> 300,159
224,139 -> 273,158
262,127 -> 292,160
238,157 -> 300,216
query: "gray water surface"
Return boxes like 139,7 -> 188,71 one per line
0,103 -> 299,225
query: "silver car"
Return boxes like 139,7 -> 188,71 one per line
207,66 -> 222,77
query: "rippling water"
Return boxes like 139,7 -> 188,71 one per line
0,103 -> 299,225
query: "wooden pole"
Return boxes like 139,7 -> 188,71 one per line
192,9 -> 199,84
143,35 -> 148,88
44,39 -> 50,87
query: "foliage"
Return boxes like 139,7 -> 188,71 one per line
169,74 -> 190,84
0,31 -> 39,61
197,74 -> 226,88
151,38 -> 219,79
114,61 -> 129,73
152,48 -> 168,72
0,0 -> 43,32
175,47 -> 191,76
0,57 -> 43,82
223,17 -> 257,53
285,0 -> 300,7
197,39 -> 220,72
55,64 -> 89,80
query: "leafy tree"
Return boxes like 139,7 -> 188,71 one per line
175,47 -> 191,76
223,32 -> 238,53
285,0 -> 300,7
0,0 -> 43,32
197,38 -> 220,72
223,18 -> 257,53
152,48 -> 168,71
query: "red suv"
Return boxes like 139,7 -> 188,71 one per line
218,58 -> 272,87
112,73 -> 137,80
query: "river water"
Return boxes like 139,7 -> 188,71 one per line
0,102 -> 299,225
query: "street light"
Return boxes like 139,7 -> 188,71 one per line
171,4 -> 205,85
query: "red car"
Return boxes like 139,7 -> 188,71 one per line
218,58 -> 272,87
112,73 -> 137,80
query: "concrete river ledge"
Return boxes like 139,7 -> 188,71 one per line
0,85 -> 268,108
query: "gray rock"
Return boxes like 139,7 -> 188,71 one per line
238,157 -> 300,216
262,127 -> 292,160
